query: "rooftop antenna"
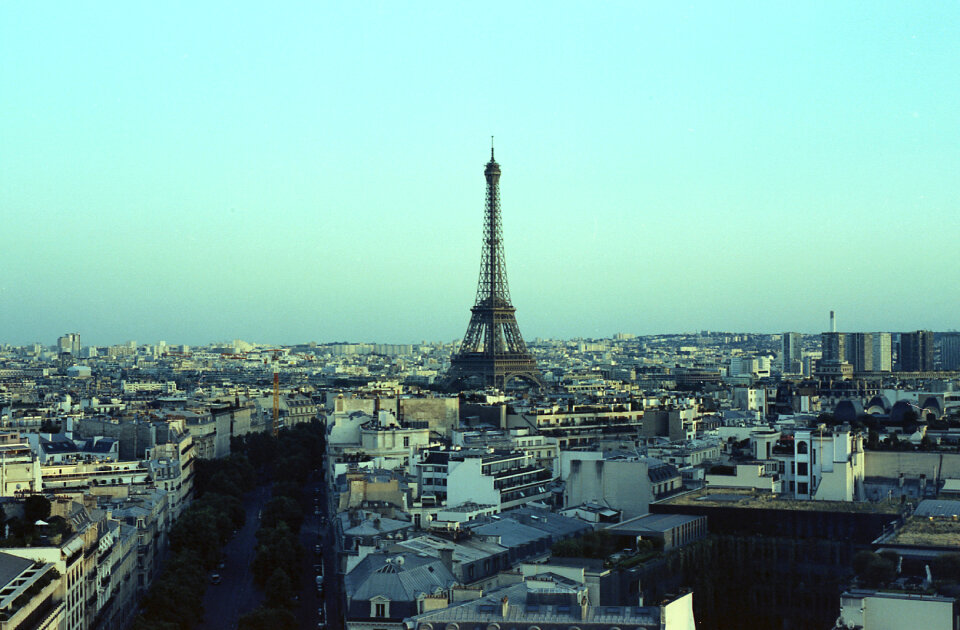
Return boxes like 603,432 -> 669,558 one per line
491,135 -> 495,160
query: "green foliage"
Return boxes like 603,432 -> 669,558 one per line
264,567 -> 295,609
261,496 -> 303,533
272,481 -> 303,504
168,505 -> 222,570
551,530 -> 623,559
252,522 -> 304,589
238,606 -> 299,630
130,617 -> 181,630
853,550 -> 896,587
139,553 -> 206,630
932,552 -> 960,582
23,495 -> 51,523
38,420 -> 60,433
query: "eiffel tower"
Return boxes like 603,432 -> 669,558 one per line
447,143 -> 543,390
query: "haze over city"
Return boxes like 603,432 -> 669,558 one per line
2,2 -> 958,346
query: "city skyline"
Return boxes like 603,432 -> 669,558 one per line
2,3 -> 958,346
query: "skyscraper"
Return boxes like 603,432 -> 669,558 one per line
821,332 -> 847,363
872,332 -> 892,372
782,332 -> 802,373
57,332 -> 81,355
848,333 -> 873,373
941,333 -> 960,370
900,330 -> 934,371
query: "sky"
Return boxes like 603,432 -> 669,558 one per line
2,2 -> 959,346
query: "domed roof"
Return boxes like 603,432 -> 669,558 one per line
834,399 -> 865,423
890,400 -> 917,424
920,396 -> 942,416
866,395 -> 891,414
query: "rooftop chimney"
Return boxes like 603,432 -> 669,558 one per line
440,547 -> 454,573
830,310 -> 836,333
501,596 -> 509,618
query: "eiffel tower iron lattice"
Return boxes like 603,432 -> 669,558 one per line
447,144 -> 543,390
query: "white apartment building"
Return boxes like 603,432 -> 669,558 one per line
778,428 -> 865,501
417,449 -> 555,513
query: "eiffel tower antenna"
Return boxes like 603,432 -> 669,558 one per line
446,145 -> 543,391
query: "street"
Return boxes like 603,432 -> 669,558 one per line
201,484 -> 272,630
296,464 -> 344,630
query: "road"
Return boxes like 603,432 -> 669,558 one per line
201,484 -> 272,630
295,460 -> 344,630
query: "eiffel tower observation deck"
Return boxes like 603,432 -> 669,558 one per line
447,143 -> 543,391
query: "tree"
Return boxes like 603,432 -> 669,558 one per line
168,506 -> 221,569
238,607 -> 298,630
853,551 -> 896,587
24,495 -> 51,523
932,553 -> 960,582
264,567 -> 295,609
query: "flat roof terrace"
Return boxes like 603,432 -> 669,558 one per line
660,488 -> 902,514
889,516 -> 960,547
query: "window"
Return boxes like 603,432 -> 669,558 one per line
797,462 -> 808,476
404,436 -> 410,447
797,441 -> 808,454
375,603 -> 387,617
798,482 -> 808,494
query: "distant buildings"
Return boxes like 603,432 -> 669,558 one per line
781,332 -> 802,374
900,330 -> 935,371
942,332 -> 960,370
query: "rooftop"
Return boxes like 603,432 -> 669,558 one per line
660,488 -> 902,514
889,516 -> 960,547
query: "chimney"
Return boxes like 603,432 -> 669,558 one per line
440,547 -> 454,573
500,596 -> 509,618
579,593 -> 590,620
830,310 -> 836,333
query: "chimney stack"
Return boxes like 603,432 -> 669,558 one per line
501,596 -> 509,618
830,310 -> 836,333
440,547 -> 454,573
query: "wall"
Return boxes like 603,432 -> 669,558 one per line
564,457 -> 651,518
447,458 -> 498,507
662,592 -> 697,630
705,464 -> 776,491
866,451 -> 960,481
839,592 -> 955,630
400,398 -> 458,436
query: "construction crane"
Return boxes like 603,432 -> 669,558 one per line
259,349 -> 286,437
272,358 -> 280,437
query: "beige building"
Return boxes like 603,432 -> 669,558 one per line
0,552 -> 64,630
0,433 -> 43,496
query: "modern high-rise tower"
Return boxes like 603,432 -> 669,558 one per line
900,330 -> 934,371
446,145 -> 542,390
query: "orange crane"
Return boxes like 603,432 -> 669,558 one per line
272,356 -> 280,437
258,349 -> 286,437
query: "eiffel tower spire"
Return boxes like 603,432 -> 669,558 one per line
447,145 -> 542,390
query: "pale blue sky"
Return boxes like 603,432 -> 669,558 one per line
2,2 -> 958,346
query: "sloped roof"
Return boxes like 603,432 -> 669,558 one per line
0,552 -> 34,589
345,553 -> 456,602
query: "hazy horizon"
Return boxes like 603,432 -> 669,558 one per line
3,3 -> 958,346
